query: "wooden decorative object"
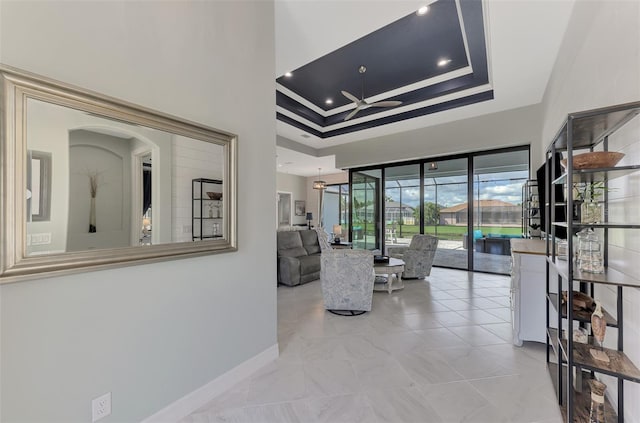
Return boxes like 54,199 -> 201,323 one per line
561,151 -> 625,170
588,380 -> 607,423
590,301 -> 610,363
590,348 -> 610,363
561,290 -> 595,311
573,327 -> 589,344
206,191 -> 222,200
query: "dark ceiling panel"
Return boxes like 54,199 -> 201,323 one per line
276,91 -> 325,126
322,90 -> 494,138
277,0 -> 467,110
279,90 -> 494,139
276,112 -> 323,138
324,72 -> 484,125
460,0 -> 489,83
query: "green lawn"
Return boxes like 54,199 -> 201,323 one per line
350,223 -> 522,242
395,224 -> 521,240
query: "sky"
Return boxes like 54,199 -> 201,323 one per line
382,170 -> 529,209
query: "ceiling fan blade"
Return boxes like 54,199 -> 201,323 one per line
344,108 -> 360,121
341,90 -> 360,103
369,100 -> 403,108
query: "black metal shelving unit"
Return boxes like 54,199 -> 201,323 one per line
192,178 -> 223,241
522,179 -> 540,238
544,101 -> 640,422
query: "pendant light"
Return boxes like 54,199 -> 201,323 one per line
312,168 -> 326,190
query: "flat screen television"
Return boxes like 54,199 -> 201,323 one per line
536,153 -> 567,239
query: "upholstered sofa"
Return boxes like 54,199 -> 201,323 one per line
475,234 -> 520,255
277,230 -> 321,286
463,232 -> 521,255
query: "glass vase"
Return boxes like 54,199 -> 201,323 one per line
573,200 -> 582,221
577,230 -> 604,273
581,201 -> 603,224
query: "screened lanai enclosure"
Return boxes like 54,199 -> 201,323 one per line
322,183 -> 349,239
345,147 -> 529,274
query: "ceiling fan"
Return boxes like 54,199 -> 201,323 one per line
341,65 -> 403,121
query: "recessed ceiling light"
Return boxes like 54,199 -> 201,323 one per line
437,58 -> 452,67
325,99 -> 333,105
417,6 -> 429,15
284,72 -> 292,77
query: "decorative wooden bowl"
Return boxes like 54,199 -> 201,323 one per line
561,152 -> 625,170
561,290 -> 594,311
206,192 -> 222,200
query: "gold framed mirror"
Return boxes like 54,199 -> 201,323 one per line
0,65 -> 237,283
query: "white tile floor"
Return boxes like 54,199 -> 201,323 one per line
183,267 -> 563,423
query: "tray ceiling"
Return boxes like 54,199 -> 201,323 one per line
276,0 -> 492,140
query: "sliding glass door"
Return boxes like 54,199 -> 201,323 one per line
349,146 -> 529,274
384,164 -> 420,248
351,170 -> 381,250
424,158 -> 469,270
323,184 -> 349,239
472,150 -> 529,273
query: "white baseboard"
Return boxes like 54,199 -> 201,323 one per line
141,343 -> 279,423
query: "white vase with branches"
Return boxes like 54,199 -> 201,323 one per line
574,182 -> 607,224
88,171 -> 101,233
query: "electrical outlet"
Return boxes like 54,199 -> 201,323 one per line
91,392 -> 111,422
30,232 -> 51,245
183,225 -> 192,234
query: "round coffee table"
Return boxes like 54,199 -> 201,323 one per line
373,258 -> 405,294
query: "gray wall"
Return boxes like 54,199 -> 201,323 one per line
539,1 -> 640,420
0,1 -> 277,422
276,172 -> 308,226
305,172 -> 348,229
321,104 -> 543,173
67,130 -> 132,252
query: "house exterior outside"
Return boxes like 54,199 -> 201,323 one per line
353,201 -> 416,225
384,201 -> 415,225
439,199 -> 521,226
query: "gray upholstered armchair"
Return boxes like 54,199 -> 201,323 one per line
320,249 -> 375,315
386,234 -> 438,279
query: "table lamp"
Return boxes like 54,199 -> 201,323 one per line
306,212 -> 313,229
141,217 -> 152,244
332,224 -> 342,243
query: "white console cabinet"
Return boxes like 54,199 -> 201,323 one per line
510,239 -> 557,345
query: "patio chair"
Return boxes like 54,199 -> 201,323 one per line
386,234 -> 438,279
320,249 -> 375,315
385,221 -> 398,243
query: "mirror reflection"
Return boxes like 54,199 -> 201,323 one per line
26,98 -> 225,256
